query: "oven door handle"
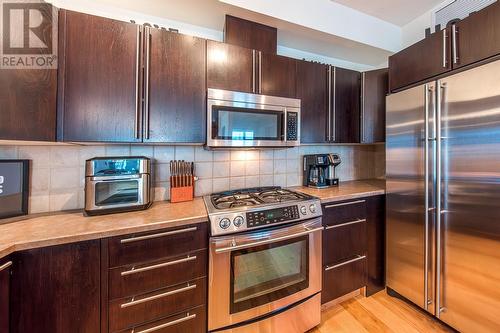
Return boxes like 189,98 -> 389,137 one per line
214,226 -> 323,254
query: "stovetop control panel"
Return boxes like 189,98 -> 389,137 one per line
246,205 -> 300,228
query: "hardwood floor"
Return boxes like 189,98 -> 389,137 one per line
311,291 -> 454,333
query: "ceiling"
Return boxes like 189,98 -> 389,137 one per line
331,0 -> 446,26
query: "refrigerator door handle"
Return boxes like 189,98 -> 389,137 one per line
424,83 -> 435,311
436,80 -> 448,318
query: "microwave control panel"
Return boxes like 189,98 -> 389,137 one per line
287,112 -> 298,141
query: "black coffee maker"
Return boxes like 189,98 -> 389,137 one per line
303,154 -> 341,188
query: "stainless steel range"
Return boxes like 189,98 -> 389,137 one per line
204,187 -> 323,333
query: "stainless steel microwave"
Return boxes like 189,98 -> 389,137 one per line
207,88 -> 301,148
84,157 -> 152,216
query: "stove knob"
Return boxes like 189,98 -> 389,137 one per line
233,216 -> 244,227
309,204 -> 316,213
219,218 -> 231,229
300,206 -> 307,215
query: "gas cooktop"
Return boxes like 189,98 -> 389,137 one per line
204,187 -> 322,236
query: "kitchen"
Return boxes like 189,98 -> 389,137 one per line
0,0 -> 499,332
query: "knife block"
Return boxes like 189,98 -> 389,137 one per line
170,177 -> 194,203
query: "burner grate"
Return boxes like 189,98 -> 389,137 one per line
210,187 -> 310,209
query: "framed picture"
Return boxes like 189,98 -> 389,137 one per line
0,160 -> 30,219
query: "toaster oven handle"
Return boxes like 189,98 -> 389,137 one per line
214,226 -> 323,254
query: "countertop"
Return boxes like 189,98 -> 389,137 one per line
0,179 -> 385,259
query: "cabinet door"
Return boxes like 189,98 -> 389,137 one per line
260,53 -> 296,98
362,68 -> 388,143
10,241 -> 100,333
146,29 -> 206,143
0,259 -> 11,333
322,257 -> 367,304
58,10 -> 141,142
366,195 -> 386,296
333,67 -> 361,143
0,69 -> 57,141
389,28 -> 451,92
207,40 -> 254,93
296,61 -> 329,143
453,3 -> 500,69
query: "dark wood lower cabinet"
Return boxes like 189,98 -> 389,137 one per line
109,277 -> 206,332
366,195 -> 386,296
322,195 -> 385,304
0,258 -> 11,333
10,241 -> 101,333
322,257 -> 367,304
116,305 -> 206,333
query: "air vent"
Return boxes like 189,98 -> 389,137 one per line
434,0 -> 497,29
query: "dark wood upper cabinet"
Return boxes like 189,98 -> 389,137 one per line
389,28 -> 451,92
58,10 -> 142,142
0,3 -> 57,141
361,68 -> 388,143
453,2 -> 500,69
145,29 -> 206,143
0,259 -> 11,333
0,69 -> 57,141
224,15 -> 277,54
296,60 -> 329,144
260,53 -> 297,98
333,67 -> 361,143
207,40 -> 254,93
10,241 -> 100,333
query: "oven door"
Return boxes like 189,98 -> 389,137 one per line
208,218 -> 322,331
207,99 -> 289,148
85,175 -> 150,212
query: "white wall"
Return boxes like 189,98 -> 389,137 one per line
401,0 -> 454,48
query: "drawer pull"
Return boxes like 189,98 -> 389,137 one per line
120,226 -> 198,244
324,200 -> 366,209
134,312 -> 197,333
325,219 -> 366,230
325,255 -> 366,271
0,261 -> 12,272
121,255 -> 197,276
120,283 -> 197,308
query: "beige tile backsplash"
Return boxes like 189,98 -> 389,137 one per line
0,144 -> 385,214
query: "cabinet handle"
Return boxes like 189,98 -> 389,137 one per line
325,255 -> 366,271
144,26 -> 151,140
0,261 -> 12,272
134,312 -> 197,333
361,72 -> 366,143
120,226 -> 197,244
327,66 -> 332,141
258,51 -> 262,94
324,199 -> 366,209
134,25 -> 143,140
442,29 -> 447,68
252,50 -> 256,93
324,219 -> 366,230
452,24 -> 458,65
120,283 -> 197,308
121,255 -> 197,276
332,67 -> 337,142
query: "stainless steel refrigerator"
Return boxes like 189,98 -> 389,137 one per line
386,59 -> 500,333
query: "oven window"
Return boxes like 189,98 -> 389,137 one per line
95,181 -> 139,206
212,106 -> 283,141
230,236 -> 309,313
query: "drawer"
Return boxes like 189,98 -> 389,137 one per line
108,223 -> 208,268
323,219 -> 367,266
322,199 -> 367,226
116,305 -> 206,333
109,277 -> 207,332
109,250 -> 207,300
321,255 -> 366,304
